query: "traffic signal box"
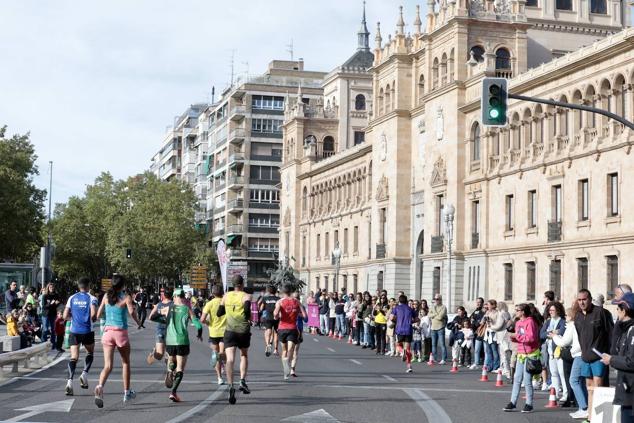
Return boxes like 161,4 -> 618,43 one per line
481,77 -> 508,127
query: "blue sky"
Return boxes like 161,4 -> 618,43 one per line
0,0 -> 416,206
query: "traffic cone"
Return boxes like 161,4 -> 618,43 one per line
329,330 -> 333,338
495,369 -> 504,387
545,387 -> 558,408
479,365 -> 489,382
338,333 -> 342,341
347,334 -> 353,344
427,355 -> 435,366
450,359 -> 459,373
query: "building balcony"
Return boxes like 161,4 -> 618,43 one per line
227,198 -> 244,213
248,250 -> 278,259
213,227 -> 225,237
248,225 -> 279,234
376,243 -> 386,259
431,236 -> 444,253
227,224 -> 243,235
495,68 -> 513,78
548,221 -> 562,242
247,201 -> 280,210
251,130 -> 282,139
230,105 -> 246,121
215,160 -> 227,169
250,153 -> 282,162
228,153 -> 245,166
213,205 -> 225,215
250,178 -> 280,186
227,176 -> 244,190
471,232 -> 480,249
229,129 -> 246,145
215,181 -> 226,191
216,137 -> 228,149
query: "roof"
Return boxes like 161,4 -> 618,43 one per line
341,50 -> 375,70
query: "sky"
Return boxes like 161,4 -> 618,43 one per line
0,0 -> 420,207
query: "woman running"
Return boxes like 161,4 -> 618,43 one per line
147,290 -> 173,365
94,274 -> 141,408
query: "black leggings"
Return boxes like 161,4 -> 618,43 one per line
375,324 -> 386,353
354,322 -> 363,342
329,317 -> 336,334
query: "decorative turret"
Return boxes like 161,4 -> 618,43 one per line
413,5 -> 422,35
375,21 -> 382,50
396,6 -> 406,36
358,0 -> 371,51
426,0 -> 436,31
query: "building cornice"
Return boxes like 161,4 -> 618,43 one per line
367,109 -> 412,131
296,143 -> 372,180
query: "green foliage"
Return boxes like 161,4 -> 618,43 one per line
0,126 -> 46,261
267,259 -> 305,292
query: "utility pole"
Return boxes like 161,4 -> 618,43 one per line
43,161 -> 53,289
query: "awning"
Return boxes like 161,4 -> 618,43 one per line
226,234 -> 241,246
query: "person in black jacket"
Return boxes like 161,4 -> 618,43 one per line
469,297 -> 485,369
600,292 -> 634,423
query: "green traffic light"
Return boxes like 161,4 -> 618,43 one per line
489,109 -> 500,119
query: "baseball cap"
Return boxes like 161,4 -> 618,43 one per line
613,292 -> 634,310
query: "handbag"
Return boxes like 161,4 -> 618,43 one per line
476,323 -> 487,338
559,346 -> 574,363
525,355 -> 542,375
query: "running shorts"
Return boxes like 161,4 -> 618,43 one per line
155,328 -> 166,344
69,332 -> 95,347
397,334 -> 413,344
101,328 -> 130,348
208,336 -> 224,345
297,330 -> 303,344
224,331 -> 251,349
166,345 -> 190,357
263,320 -> 279,331
278,329 -> 299,344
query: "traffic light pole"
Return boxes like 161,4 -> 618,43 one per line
507,93 -> 634,131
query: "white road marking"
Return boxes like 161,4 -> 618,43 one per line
7,399 -> 74,422
317,384 -> 515,394
164,386 -> 227,423
327,347 -> 336,353
282,409 -> 340,422
0,352 -> 69,389
313,338 -> 319,342
349,359 -> 362,365
382,375 -> 397,382
403,388 -> 452,423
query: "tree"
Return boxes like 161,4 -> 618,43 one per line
267,259 -> 305,292
0,126 -> 46,261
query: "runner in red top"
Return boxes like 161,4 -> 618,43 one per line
274,284 -> 306,380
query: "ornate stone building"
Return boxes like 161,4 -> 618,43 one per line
282,0 -> 632,308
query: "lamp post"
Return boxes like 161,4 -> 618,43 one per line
332,242 -> 342,293
443,204 -> 455,311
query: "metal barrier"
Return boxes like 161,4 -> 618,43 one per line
0,342 -> 52,378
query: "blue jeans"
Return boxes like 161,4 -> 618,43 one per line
42,315 -> 55,345
335,314 -> 347,336
363,322 -> 372,346
570,356 -> 589,411
484,341 -> 500,370
431,328 -> 447,361
510,358 -> 534,406
474,339 -> 483,365
319,314 -> 329,335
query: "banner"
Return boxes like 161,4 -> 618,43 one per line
250,301 -> 259,323
216,240 -> 229,293
307,303 -> 319,328
228,261 -> 248,285
591,387 -> 620,423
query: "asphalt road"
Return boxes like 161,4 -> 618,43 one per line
0,323 -> 578,422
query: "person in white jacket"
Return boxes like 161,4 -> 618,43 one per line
550,306 -> 588,419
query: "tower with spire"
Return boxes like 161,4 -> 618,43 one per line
357,0 -> 370,51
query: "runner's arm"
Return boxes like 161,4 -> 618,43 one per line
273,300 -> 281,320
96,296 -> 106,319
148,304 -> 159,321
126,295 -> 142,328
188,307 -> 203,341
62,297 -> 71,321
300,304 -> 308,322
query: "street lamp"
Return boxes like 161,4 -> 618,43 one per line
443,204 -> 455,311
332,242 -> 342,292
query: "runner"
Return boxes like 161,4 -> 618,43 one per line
146,289 -> 173,365
259,285 -> 280,357
274,285 -> 307,380
94,274 -> 142,408
201,284 -> 227,385
390,294 -> 418,373
152,288 -> 203,402
63,277 -> 98,396
290,292 -> 307,377
217,275 -> 252,404
134,287 -> 148,328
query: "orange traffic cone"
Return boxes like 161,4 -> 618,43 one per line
495,369 -> 504,387
479,365 -> 489,382
545,387 -> 558,408
427,355 -> 435,366
347,334 -> 353,344
450,359 -> 459,373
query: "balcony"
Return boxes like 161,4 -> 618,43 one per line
215,180 -> 226,191
495,68 -> 513,78
248,224 -> 279,234
229,129 -> 246,145
227,176 -> 244,190
230,105 -> 246,121
227,224 -> 243,235
227,199 -> 244,213
250,153 -> 282,162
215,160 -> 227,169
213,227 -> 225,237
471,232 -> 480,249
228,153 -> 245,166
431,236 -> 444,253
548,221 -> 562,242
248,250 -> 278,259
250,178 -> 280,186
247,201 -> 280,210
251,130 -> 282,139
213,205 -> 225,215
216,137 -> 228,149
376,243 -> 386,259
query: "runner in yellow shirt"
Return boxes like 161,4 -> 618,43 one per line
201,284 -> 227,385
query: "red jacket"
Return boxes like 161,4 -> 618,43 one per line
54,317 -> 66,336
513,317 -> 539,354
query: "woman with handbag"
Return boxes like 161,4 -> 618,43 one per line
503,303 -> 540,413
551,306 -> 584,414
541,301 -> 567,403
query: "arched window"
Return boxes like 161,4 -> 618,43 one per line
449,49 -> 455,82
418,74 -> 425,104
323,136 -> 335,158
600,79 -> 612,129
304,135 -> 317,146
585,85 -> 597,128
495,48 -> 511,70
385,85 -> 391,113
378,88 -> 384,115
432,58 -> 439,89
469,46 -> 485,63
614,74 -> 627,119
355,94 -> 366,111
591,0 -> 606,13
573,90 -> 583,130
559,96 -> 569,137
441,53 -> 448,86
302,186 -> 308,216
391,82 -> 396,110
556,0 -> 571,10
523,108 -> 533,144
535,105 -> 544,143
471,122 -> 481,161
512,113 -> 521,149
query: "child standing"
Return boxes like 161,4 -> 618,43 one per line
412,321 -> 423,362
419,308 -> 432,362
460,320 -> 474,366
54,310 -> 66,352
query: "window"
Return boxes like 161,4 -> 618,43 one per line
247,237 -> 279,252
495,48 -> 511,70
607,255 -> 619,299
471,122 -> 481,161
301,235 -> 306,266
608,173 -> 619,216
579,179 -> 589,221
556,0 -> 572,10
354,131 -> 365,145
578,258 -> 588,291
552,185 -> 562,222
355,94 -> 366,111
344,228 -> 349,254
250,165 -> 281,182
249,189 -> 280,204
248,213 -> 279,227
527,262 -> 536,301
528,190 -> 537,228
325,232 -> 330,257
251,95 -> 284,110
334,230 -> 339,250
251,118 -> 283,134
591,0 -> 606,13
504,263 -> 513,301
525,0 -> 537,6
436,194 -> 444,235
353,274 -> 358,294
469,46 -> 485,62
550,260 -> 561,301
323,136 -> 335,157
472,200 -> 480,234
380,207 -> 387,245
505,194 -> 514,231
315,276 -> 320,290
353,226 -> 359,253
433,267 -> 441,297
316,234 -> 321,258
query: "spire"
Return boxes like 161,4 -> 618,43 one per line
357,0 -> 370,51
374,21 -> 382,50
297,83 -> 303,101
414,5 -> 422,34
396,6 -> 405,36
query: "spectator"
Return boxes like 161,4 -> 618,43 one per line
541,301 -> 567,403
328,293 -> 337,337
54,310 -> 66,352
16,285 -> 27,308
540,290 -> 555,390
6,309 -> 19,336
484,299 -> 502,372
470,297 -> 486,369
428,293 -> 448,364
42,283 -> 61,346
420,306 -> 432,362
4,280 -> 18,313
134,287 -> 148,328
353,293 -> 364,345
448,306 -> 467,365
551,306 -> 581,411
614,284 -> 633,301
373,293 -> 389,355
496,302 -> 512,378
334,294 -> 346,338
344,293 -> 356,339
24,287 -> 38,311
361,292 -> 373,349
318,289 -> 329,336
460,320 -> 474,367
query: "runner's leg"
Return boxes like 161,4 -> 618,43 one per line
98,345 -> 114,388
172,355 -> 187,395
225,346 -> 236,386
239,347 -> 249,381
119,344 -> 131,392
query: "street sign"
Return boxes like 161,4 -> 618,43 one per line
189,265 -> 208,289
101,278 -> 112,291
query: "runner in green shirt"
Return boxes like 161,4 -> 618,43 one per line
151,288 -> 202,402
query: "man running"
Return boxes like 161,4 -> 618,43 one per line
63,277 -> 98,395
134,287 -> 148,328
390,294 -> 418,373
260,285 -> 280,357
201,284 -> 227,385
153,288 -> 202,402
290,292 -> 307,377
147,289 -> 173,365
217,275 -> 252,404
274,285 -> 306,380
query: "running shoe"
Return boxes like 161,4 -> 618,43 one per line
291,371 -> 298,378
439,360 -> 447,365
165,370 -> 174,389
521,404 -> 533,413
217,377 -> 225,385
147,349 -> 156,365
273,350 -> 279,356
64,380 -> 73,396
265,344 -> 271,357
503,402 -> 516,412
94,385 -> 104,409
229,386 -> 237,404
570,409 -> 589,419
169,393 -> 181,402
406,367 -> 413,373
239,379 -> 250,394
79,371 -> 89,389
210,351 -> 218,368
123,390 -> 136,404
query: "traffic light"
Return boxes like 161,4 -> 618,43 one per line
126,248 -> 132,259
481,77 -> 508,126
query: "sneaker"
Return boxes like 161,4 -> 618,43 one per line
406,367 -> 413,373
521,404 -> 533,413
439,360 -> 446,365
273,350 -> 279,356
64,380 -> 73,396
532,380 -> 540,389
291,371 -> 298,378
229,386 -> 237,404
569,409 -> 589,419
123,390 -> 136,404
265,344 -> 271,357
469,364 -> 478,370
79,372 -> 89,389
503,402 -> 516,412
217,377 -> 225,385
147,349 -> 156,365
541,383 -> 550,391
165,370 -> 174,389
210,351 -> 218,368
94,385 -> 104,408
169,393 -> 181,402
282,359 -> 291,380
239,379 -> 250,395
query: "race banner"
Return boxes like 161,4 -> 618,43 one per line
216,239 -> 229,293
307,303 -> 319,328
